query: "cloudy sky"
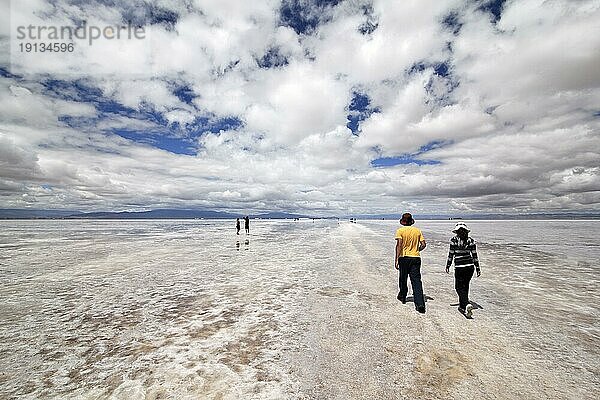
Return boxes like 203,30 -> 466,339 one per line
1,0 -> 599,216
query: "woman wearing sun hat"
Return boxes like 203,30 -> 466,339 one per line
446,222 -> 481,318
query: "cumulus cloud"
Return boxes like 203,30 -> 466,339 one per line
0,0 -> 598,215
0,133 -> 42,181
244,62 -> 350,145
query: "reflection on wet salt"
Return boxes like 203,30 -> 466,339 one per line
235,239 -> 250,251
0,219 -> 598,399
0,220 -> 320,399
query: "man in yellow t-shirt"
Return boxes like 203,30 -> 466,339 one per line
394,213 -> 427,313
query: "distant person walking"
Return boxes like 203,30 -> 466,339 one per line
244,216 -> 250,234
446,222 -> 481,318
236,218 -> 240,235
394,213 -> 427,313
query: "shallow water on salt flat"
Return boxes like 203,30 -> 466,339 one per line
0,219 -> 598,399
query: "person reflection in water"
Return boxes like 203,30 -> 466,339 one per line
235,239 -> 249,251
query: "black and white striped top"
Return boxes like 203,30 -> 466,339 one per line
446,236 -> 480,269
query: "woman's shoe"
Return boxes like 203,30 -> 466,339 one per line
465,304 -> 473,318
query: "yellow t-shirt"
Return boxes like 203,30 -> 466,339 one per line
395,226 -> 425,257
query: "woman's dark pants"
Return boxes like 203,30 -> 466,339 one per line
454,266 -> 474,309
398,256 -> 425,309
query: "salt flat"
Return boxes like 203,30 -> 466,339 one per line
0,219 -> 598,399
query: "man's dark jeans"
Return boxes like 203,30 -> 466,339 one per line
454,265 -> 474,309
398,256 -> 425,309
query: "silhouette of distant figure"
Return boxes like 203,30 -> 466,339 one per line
244,216 -> 249,234
236,218 -> 240,235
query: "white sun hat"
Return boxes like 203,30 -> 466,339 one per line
452,222 -> 470,233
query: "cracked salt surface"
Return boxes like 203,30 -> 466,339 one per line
0,219 -> 598,399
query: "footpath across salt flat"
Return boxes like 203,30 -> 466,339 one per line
282,221 -> 599,400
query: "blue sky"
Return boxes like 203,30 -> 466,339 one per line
0,0 -> 599,215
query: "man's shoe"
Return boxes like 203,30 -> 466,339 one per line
458,307 -> 465,314
397,293 -> 406,303
416,306 -> 426,314
465,304 -> 473,318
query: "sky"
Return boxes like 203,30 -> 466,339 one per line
0,0 -> 599,216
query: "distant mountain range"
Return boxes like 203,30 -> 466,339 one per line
66,209 -> 240,219
0,209 -> 82,219
352,213 -> 600,220
0,208 -> 312,220
0,208 -> 597,220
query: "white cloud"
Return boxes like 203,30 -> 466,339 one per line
0,133 -> 42,181
312,0 -> 456,84
244,62 -> 350,145
0,80 -> 96,130
0,0 -> 598,215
